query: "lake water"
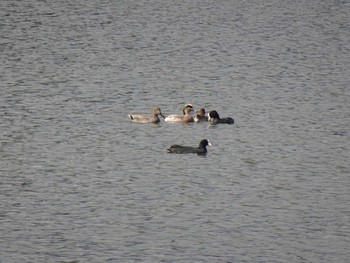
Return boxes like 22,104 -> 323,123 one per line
1,0 -> 349,262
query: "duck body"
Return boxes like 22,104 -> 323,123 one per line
194,108 -> 208,122
167,139 -> 211,155
165,104 -> 194,123
165,114 -> 194,123
208,110 -> 234,124
128,107 -> 164,124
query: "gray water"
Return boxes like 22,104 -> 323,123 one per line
1,0 -> 349,262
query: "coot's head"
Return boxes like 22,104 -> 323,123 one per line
199,139 -> 212,148
208,110 -> 220,120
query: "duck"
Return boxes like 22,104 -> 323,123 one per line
167,139 -> 212,155
128,107 -> 165,123
194,108 -> 208,122
164,104 -> 194,123
208,110 -> 234,124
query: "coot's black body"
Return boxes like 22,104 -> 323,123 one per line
208,110 -> 234,124
167,139 -> 211,155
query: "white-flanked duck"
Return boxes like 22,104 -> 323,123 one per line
165,104 -> 194,123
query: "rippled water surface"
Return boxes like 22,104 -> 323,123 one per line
1,0 -> 349,262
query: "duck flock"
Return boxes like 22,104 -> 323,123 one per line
128,104 -> 234,155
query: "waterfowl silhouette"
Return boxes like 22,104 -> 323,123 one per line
167,139 -> 211,155
165,104 -> 194,123
208,110 -> 234,124
194,108 -> 208,122
128,107 -> 165,123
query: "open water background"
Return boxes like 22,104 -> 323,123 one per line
1,0 -> 349,262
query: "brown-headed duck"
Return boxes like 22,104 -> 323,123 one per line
194,108 -> 209,122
